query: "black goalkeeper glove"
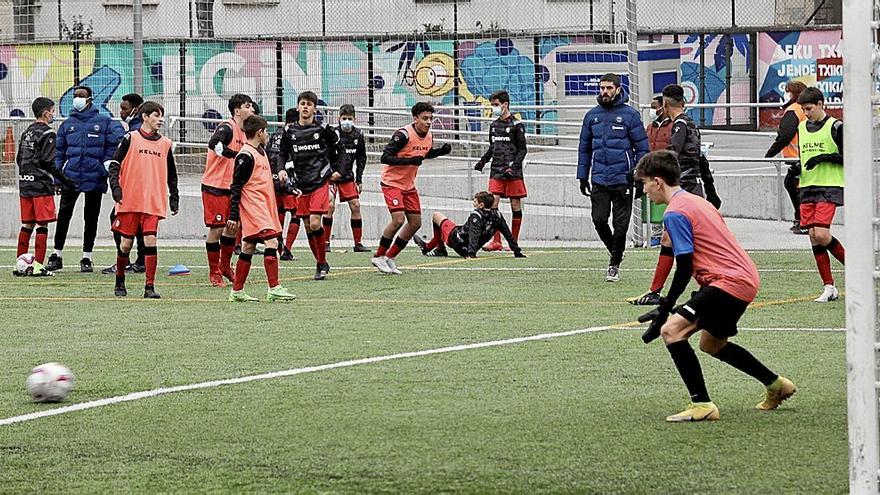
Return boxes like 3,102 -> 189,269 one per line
638,297 -> 672,344
474,161 -> 485,172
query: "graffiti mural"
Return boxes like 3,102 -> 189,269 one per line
757,30 -> 842,128
678,33 -> 752,126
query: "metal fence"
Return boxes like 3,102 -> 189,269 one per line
0,0 -> 841,43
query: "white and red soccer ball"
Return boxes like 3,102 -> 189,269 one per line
26,363 -> 75,403
16,253 -> 36,275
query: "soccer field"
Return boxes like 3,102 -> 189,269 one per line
0,247 -> 847,493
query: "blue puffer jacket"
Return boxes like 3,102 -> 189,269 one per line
577,91 -> 649,187
55,106 -> 125,193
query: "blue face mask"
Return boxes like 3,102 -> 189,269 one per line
491,105 -> 503,117
72,97 -> 89,112
340,119 -> 353,131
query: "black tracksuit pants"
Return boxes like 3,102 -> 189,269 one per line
590,183 -> 633,267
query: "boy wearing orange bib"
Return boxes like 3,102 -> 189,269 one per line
202,94 -> 254,287
227,116 -> 296,303
108,102 -> 179,299
371,102 -> 451,274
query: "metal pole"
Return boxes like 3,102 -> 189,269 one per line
625,0 -> 638,109
842,0 -> 880,492
775,162 -> 783,220
57,0 -> 62,41
322,0 -> 326,37
132,0 -> 144,95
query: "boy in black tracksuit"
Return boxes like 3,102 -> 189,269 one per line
413,191 -> 526,258
474,90 -> 528,251
16,97 -> 77,267
277,91 -> 339,280
323,104 -> 369,252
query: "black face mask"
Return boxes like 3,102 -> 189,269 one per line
598,91 -> 618,108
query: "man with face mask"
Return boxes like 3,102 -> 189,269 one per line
577,73 -> 649,282
646,95 -> 672,152
46,85 -> 125,273
324,104 -> 370,253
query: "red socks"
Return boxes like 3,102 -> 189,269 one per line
219,235 -> 236,279
375,236 -> 393,257
351,218 -> 363,245
17,227 -> 32,257
426,222 -> 443,250
826,237 -> 845,264
143,246 -> 157,287
651,246 -> 675,292
812,245 -> 834,285
306,228 -> 327,264
386,237 -> 408,258
286,217 -> 300,250
34,227 -> 48,263
115,250 -> 130,288
511,210 -> 523,241
233,253 -> 253,291
264,248 -> 279,287
206,241 -> 221,277
322,217 -> 333,245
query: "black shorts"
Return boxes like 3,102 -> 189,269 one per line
674,286 -> 749,338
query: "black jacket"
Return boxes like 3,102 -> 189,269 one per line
266,126 -> 292,194
332,125 -> 367,183
17,122 -> 72,197
447,208 -> 522,257
477,117 -> 527,179
278,121 -> 338,193
668,113 -> 702,182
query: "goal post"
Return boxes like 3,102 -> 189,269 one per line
842,0 -> 880,492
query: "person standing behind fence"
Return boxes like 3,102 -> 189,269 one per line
201,94 -> 254,287
45,86 -> 124,273
795,87 -> 845,303
577,73 -> 649,282
764,80 -> 808,235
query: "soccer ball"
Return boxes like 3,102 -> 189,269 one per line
16,253 -> 36,275
26,363 -> 75,403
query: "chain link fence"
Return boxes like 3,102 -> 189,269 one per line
0,0 -> 842,42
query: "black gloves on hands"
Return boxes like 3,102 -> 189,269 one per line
474,162 -> 485,172
638,297 -> 672,344
111,187 -> 123,203
804,153 -> 843,170
426,143 -> 452,159
579,179 -> 591,197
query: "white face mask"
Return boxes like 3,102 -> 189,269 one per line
491,105 -> 503,118
785,92 -> 793,102
340,119 -> 353,131
72,97 -> 89,112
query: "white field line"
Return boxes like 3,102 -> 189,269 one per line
0,326 -> 843,427
0,326 -> 611,427
0,264 -> 842,274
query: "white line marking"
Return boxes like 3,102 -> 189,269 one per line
0,325 -> 844,426
0,265 -> 842,274
0,325 -> 613,427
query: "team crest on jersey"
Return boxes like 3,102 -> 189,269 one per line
615,116 -> 623,123
505,127 -> 510,133
313,133 -> 320,140
354,139 -> 358,145
93,125 -> 101,131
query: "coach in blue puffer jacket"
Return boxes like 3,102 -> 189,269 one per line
45,85 -> 125,274
577,73 -> 649,282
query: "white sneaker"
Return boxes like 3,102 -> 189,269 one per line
814,284 -> 839,302
371,256 -> 393,274
605,265 -> 620,282
386,257 -> 403,275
